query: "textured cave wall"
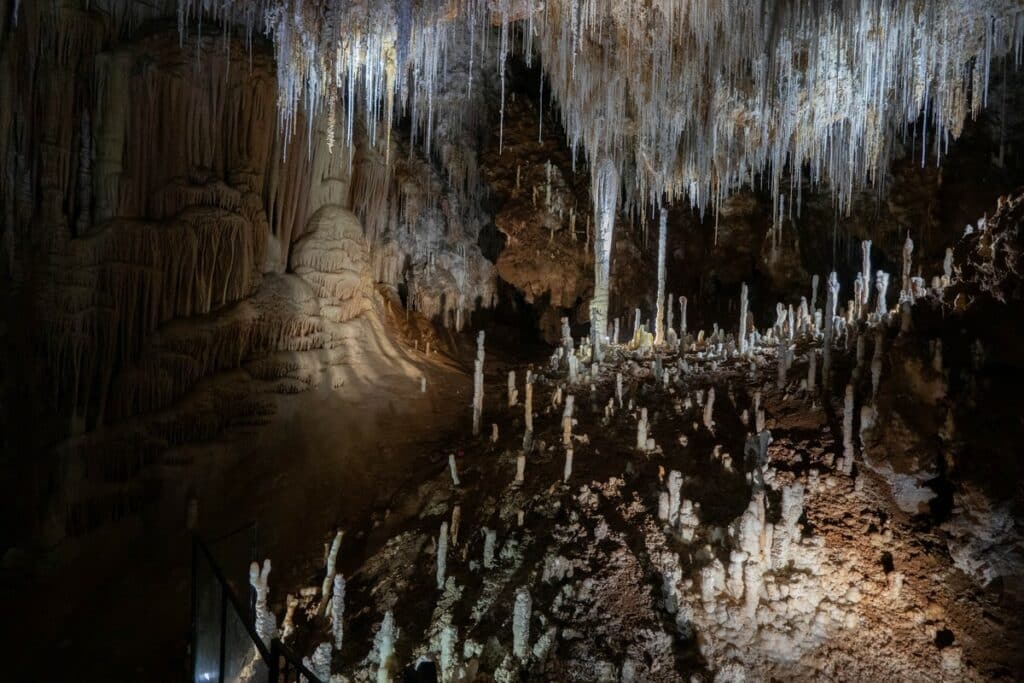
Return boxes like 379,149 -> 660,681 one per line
0,1 -> 496,439
0,0 -> 497,551
856,192 -> 1024,596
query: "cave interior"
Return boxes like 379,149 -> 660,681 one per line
2,1 -> 1024,681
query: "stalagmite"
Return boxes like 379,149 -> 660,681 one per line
943,247 -> 954,286
872,328 -> 885,399
667,470 -> 683,526
250,559 -> 277,646
482,528 -> 496,569
515,453 -> 526,483
658,492 -> 671,521
811,274 -> 820,312
513,588 -> 532,660
590,158 -> 618,362
807,348 -> 818,394
375,611 -> 396,683
568,354 -> 579,384
777,342 -> 790,390
562,395 -> 575,445
637,408 -> 649,451
700,559 -> 725,607
561,317 -> 574,358
823,272 -> 839,388
436,521 -> 448,589
305,643 -> 332,682
449,454 -> 461,486
507,371 -> 518,407
440,624 -> 457,683
679,296 -> 688,337
861,240 -> 873,314
524,377 -> 534,438
563,447 -> 573,482
678,500 -> 700,542
655,208 -> 668,345
451,505 -> 462,547
491,423 -> 499,442
901,234 -> 915,299
854,275 -> 865,320
282,595 -> 299,642
331,574 -> 346,651
738,283 -> 749,355
319,531 -> 343,616
841,384 -> 855,475
666,292 -> 675,339
615,372 -> 623,408
703,387 -> 716,432
875,271 -> 890,319
473,331 -> 485,436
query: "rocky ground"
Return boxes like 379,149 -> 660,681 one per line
243,200 -> 1024,682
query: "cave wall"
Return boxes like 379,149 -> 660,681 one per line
0,0 -> 499,553
0,1 -> 496,446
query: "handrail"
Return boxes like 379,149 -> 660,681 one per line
191,534 -> 324,683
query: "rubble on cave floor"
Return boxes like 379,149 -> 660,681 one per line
242,304 -> 1024,682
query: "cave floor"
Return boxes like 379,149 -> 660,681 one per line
254,342 -> 1024,682
10,332 -> 1023,681
9,341 -> 492,680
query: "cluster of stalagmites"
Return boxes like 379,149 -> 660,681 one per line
236,229 -> 996,681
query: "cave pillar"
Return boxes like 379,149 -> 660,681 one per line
590,158 -> 619,362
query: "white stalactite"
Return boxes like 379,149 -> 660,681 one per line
473,331 -> 485,436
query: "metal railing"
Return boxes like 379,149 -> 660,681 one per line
191,531 -> 323,683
